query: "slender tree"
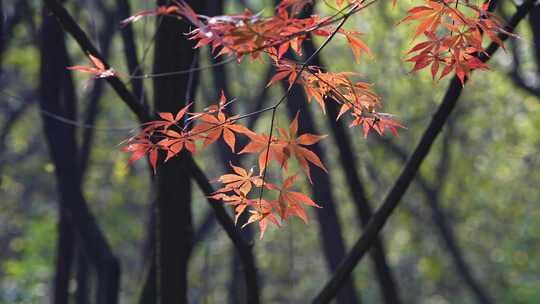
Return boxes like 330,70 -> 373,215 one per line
152,0 -> 202,302
40,4 -> 120,304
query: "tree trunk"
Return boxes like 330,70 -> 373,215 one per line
40,6 -> 120,304
53,206 -> 74,304
152,0 -> 202,302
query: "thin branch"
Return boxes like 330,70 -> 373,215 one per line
128,57 -> 235,79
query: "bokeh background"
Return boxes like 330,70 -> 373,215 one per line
1,0 -> 540,303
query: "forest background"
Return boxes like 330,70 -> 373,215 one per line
1,0 -> 540,303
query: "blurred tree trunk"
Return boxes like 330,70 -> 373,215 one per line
281,37 -> 402,303
40,5 -> 120,304
40,7 -> 77,303
116,0 -> 145,104
53,207 -> 74,304
0,0 -> 3,69
152,0 -> 202,302
75,246 -> 90,304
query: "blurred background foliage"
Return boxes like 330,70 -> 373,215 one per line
1,0 -> 539,303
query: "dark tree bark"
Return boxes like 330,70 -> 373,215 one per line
273,3 -> 362,300
1,0 -> 4,69
139,252 -> 158,304
313,1 -> 535,301
152,0 -> 202,302
187,159 -> 260,304
40,5 -> 120,304
205,0 -> 230,100
75,245 -> 90,304
53,206 -> 74,304
40,8 -> 76,304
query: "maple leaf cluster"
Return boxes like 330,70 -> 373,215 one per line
121,0 -> 372,63
65,0 -> 512,239
398,0 -> 510,84
268,60 -> 405,137
211,113 -> 328,239
121,93 -> 328,238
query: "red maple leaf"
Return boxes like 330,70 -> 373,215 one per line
277,112 -> 327,182
67,54 -> 116,79
267,174 -> 321,223
214,162 -> 262,195
242,199 -> 281,239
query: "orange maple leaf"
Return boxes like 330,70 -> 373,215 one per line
277,112 -> 327,182
350,112 -> 406,138
214,162 -> 263,195
242,199 -> 281,239
190,95 -> 251,152
121,135 -> 160,174
239,132 -> 287,175
267,174 -> 321,223
341,30 -> 372,63
143,103 -> 192,132
67,54 -> 116,79
158,129 -> 198,161
210,190 -> 255,224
